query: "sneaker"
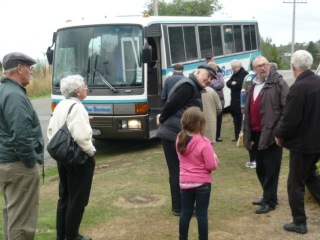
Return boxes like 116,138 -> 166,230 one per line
249,161 -> 256,169
245,161 -> 256,169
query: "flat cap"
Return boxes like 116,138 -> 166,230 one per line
198,64 -> 216,78
3,52 -> 36,70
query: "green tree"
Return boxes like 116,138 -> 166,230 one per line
306,41 -> 319,69
261,37 -> 285,69
144,0 -> 222,16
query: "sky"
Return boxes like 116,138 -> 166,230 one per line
0,0 -> 319,60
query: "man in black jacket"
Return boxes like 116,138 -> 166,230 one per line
275,50 -> 320,234
156,65 -> 216,216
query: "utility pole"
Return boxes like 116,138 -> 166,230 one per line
283,0 -> 307,56
154,0 -> 158,16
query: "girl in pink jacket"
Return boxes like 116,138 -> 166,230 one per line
176,106 -> 219,240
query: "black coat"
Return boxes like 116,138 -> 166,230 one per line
226,67 -> 248,114
275,70 -> 320,153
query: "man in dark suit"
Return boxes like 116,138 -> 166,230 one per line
275,50 -> 320,234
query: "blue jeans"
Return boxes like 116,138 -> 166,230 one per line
179,183 -> 211,240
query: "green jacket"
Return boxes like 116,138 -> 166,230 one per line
0,78 -> 44,167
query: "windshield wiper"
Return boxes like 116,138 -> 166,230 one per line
92,54 -> 118,93
95,69 -> 118,93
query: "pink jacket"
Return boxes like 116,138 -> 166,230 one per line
176,134 -> 218,184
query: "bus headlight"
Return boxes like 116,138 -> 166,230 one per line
128,120 -> 141,129
119,120 -> 142,129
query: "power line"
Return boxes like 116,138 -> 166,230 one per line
283,0 -> 307,55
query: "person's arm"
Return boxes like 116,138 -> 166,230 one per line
6,94 -> 39,167
212,91 -> 222,115
161,81 -> 168,103
210,73 -> 224,90
159,83 -> 194,123
68,104 -> 96,156
202,139 -> 218,171
274,81 -> 297,140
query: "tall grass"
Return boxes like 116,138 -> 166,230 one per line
27,59 -> 52,99
0,59 -> 52,99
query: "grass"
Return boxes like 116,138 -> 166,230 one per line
1,114 -> 319,240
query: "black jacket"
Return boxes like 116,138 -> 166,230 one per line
156,73 -> 203,141
226,67 -> 248,114
275,70 -> 320,153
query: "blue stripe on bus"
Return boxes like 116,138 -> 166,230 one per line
52,99 -> 147,103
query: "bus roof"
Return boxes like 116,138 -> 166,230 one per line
59,15 -> 258,30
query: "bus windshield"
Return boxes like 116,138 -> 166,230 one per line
53,25 -> 143,88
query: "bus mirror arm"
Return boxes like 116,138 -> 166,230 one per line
46,32 -> 56,65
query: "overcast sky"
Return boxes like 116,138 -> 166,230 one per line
0,0 -> 319,60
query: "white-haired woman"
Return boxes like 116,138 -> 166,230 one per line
226,60 -> 248,141
47,75 -> 96,240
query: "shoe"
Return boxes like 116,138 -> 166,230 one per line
255,204 -> 275,214
216,138 -> 223,142
74,236 -> 92,240
231,139 -> 237,142
283,222 -> 307,234
245,161 -> 256,169
172,210 -> 180,216
252,199 -> 262,205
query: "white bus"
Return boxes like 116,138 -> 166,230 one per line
46,15 -> 261,140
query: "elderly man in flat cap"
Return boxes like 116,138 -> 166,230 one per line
0,52 -> 44,239
156,64 -> 216,216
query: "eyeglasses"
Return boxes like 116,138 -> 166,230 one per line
253,63 -> 269,70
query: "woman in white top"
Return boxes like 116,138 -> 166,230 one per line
47,75 -> 96,240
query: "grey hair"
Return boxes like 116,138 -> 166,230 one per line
291,50 -> 313,71
252,56 -> 269,67
3,66 -> 18,75
269,62 -> 278,71
230,60 -> 242,68
60,75 -> 85,99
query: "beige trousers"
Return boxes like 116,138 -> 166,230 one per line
0,161 -> 40,240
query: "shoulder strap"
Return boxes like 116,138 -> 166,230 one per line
65,103 -> 77,124
67,103 -> 77,116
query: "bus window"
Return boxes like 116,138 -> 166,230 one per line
168,26 -> 185,63
199,26 -> 212,59
183,26 -> 197,61
233,25 -> 243,53
211,25 -> 223,56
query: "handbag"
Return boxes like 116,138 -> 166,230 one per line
47,103 -> 88,169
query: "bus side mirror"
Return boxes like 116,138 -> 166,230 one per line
142,43 -> 152,64
46,32 -> 57,65
46,47 -> 54,65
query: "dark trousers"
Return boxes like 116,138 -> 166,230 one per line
216,112 -> 223,139
232,112 -> 242,140
288,151 -> 320,224
179,183 -> 211,240
248,149 -> 255,162
252,132 -> 282,207
56,158 -> 95,240
161,139 -> 181,212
